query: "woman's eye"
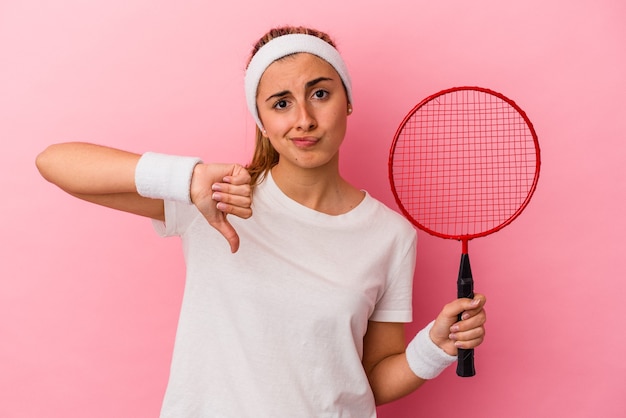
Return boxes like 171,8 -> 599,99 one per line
274,99 -> 288,109
313,89 -> 329,99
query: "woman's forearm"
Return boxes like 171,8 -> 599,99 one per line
36,142 -> 140,195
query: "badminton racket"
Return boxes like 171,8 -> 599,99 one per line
388,86 -> 540,377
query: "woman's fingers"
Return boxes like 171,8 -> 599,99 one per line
211,183 -> 252,219
430,294 -> 487,354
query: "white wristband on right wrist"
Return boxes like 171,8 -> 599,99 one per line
135,152 -> 202,204
406,320 -> 457,380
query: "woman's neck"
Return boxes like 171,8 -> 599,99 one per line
270,163 -> 364,216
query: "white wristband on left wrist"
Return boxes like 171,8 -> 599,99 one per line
406,320 -> 457,380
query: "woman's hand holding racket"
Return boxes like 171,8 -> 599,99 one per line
190,163 -> 252,253
430,294 -> 487,356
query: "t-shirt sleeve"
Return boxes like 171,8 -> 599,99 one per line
369,229 -> 417,323
152,200 -> 199,238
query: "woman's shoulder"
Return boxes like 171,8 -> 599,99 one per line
361,192 -> 417,236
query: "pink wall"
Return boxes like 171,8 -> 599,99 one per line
1,0 -> 624,417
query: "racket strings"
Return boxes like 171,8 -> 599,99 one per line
392,89 -> 538,238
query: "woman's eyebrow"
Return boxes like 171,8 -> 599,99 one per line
306,77 -> 333,89
264,77 -> 334,102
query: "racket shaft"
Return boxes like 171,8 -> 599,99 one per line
457,253 -> 476,377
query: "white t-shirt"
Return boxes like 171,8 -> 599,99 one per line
155,172 -> 417,418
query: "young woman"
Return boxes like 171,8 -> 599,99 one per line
37,26 -> 486,417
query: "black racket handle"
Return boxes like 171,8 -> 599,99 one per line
457,253 -> 476,377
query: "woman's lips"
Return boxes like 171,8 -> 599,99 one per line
290,136 -> 319,148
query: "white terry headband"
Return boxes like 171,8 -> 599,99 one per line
244,33 -> 353,130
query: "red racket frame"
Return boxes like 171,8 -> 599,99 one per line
388,86 -> 541,376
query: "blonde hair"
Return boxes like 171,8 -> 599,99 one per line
245,26 -> 338,190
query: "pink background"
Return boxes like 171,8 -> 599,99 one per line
1,0 -> 624,417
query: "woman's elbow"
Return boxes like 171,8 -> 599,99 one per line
35,145 -> 57,182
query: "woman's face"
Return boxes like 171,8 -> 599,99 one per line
256,53 -> 350,172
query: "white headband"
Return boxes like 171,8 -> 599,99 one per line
244,33 -> 353,130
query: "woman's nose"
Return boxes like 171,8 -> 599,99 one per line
295,102 -> 317,131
